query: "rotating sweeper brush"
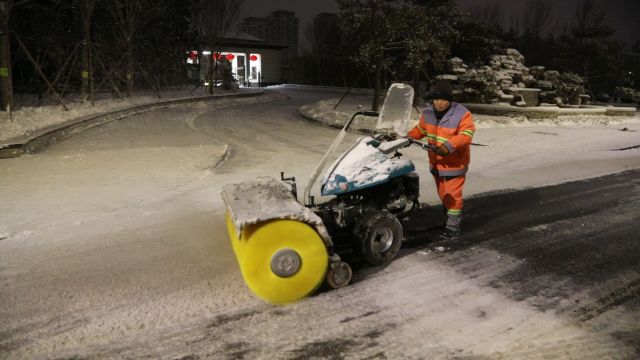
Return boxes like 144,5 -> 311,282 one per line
223,178 -> 332,304
221,83 -> 433,304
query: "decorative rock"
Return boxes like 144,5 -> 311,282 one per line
494,71 -> 512,82
500,58 -> 518,69
444,48 -> 586,106
505,49 -> 525,64
579,94 -> 591,104
479,66 -> 493,73
500,80 -> 513,90
522,75 -> 536,87
436,74 -> 458,81
489,56 -> 501,70
506,70 -> 523,83
514,55 -> 526,64
543,70 -> 560,81
505,48 -> 522,57
536,80 -> 554,91
529,66 -> 546,79
449,57 -> 464,67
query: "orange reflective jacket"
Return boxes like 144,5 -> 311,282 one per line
407,102 -> 475,177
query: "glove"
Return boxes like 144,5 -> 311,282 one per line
436,145 -> 450,156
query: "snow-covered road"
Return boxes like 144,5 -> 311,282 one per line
0,86 -> 639,358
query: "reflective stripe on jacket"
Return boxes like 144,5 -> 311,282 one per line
407,102 -> 475,177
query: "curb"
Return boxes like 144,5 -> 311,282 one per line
0,90 -> 265,159
465,103 -> 637,119
276,83 -> 374,95
299,99 -> 638,132
298,103 -> 380,134
210,144 -> 231,171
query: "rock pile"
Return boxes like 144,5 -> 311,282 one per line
436,48 -> 588,106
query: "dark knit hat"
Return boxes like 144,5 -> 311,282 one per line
427,80 -> 453,101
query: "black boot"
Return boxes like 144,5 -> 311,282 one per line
439,228 -> 460,240
440,209 -> 461,240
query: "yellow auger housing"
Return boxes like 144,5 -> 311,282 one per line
222,178 -> 333,304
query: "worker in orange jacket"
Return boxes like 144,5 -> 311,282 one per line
407,80 -> 475,239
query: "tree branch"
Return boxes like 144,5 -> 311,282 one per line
13,0 -> 35,7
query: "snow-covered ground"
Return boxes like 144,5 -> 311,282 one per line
0,87 -> 239,143
0,86 -> 639,358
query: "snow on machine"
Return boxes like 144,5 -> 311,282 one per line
222,83 -> 433,304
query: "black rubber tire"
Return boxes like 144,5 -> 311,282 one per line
354,210 -> 403,266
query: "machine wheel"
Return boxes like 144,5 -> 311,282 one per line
326,261 -> 352,289
225,213 -> 328,304
354,210 -> 403,266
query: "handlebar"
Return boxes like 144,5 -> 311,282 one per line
406,138 -> 436,152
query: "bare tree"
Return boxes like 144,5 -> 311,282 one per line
572,0 -> 607,37
0,0 -> 35,113
567,0 -> 618,93
0,0 -> 13,112
303,22 -> 323,85
78,0 -> 96,103
338,0 -> 397,111
305,18 -> 342,86
469,0 -> 504,27
520,0 -> 554,36
191,0 -> 245,94
107,0 -> 165,97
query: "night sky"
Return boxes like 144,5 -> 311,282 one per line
242,0 -> 640,46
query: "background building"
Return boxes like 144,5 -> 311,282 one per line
241,11 -> 299,82
186,32 -> 287,87
240,17 -> 269,41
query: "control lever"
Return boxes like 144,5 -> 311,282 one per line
407,138 -> 436,152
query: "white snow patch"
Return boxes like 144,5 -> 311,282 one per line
527,224 -> 550,232
308,97 -> 640,131
221,177 -> 331,244
474,113 -> 640,129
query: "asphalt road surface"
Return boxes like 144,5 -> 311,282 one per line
1,87 -> 638,359
67,171 -> 640,359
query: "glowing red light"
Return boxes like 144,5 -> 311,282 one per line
250,55 -> 258,61
226,53 -> 235,61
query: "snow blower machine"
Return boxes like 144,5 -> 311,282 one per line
222,83 -> 434,304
